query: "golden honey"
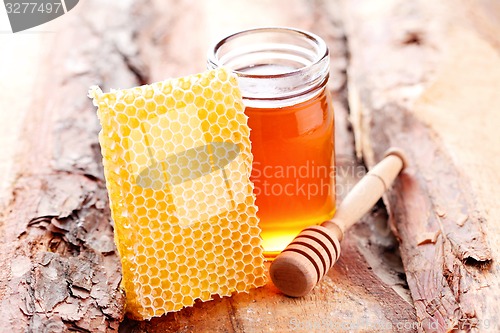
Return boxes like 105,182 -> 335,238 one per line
246,88 -> 335,257
208,28 -> 336,258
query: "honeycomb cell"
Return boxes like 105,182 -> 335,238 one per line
141,284 -> 152,296
192,229 -> 202,240
209,283 -> 219,294
206,262 -> 216,273
224,248 -> 234,259
137,265 -> 148,275
150,277 -> 161,288
242,254 -> 253,265
188,276 -> 200,287
241,234 -> 251,244
233,252 -> 243,261
183,238 -> 194,248
191,288 -> 202,300
136,254 -> 146,265
227,280 -> 237,290
179,275 -> 189,285
172,294 -> 183,304
186,252 -> 196,262
241,245 -> 252,255
235,261 -> 244,272
176,255 -> 187,265
178,265 -> 188,275
240,223 -> 250,234
181,285 -> 191,295
226,268 -> 236,279
89,68 -> 267,320
138,275 -> 149,286
196,258 -> 208,271
153,298 -> 164,309
232,240 -> 243,252
166,252 -> 176,263
157,258 -> 167,269
221,229 -> 231,238
235,281 -> 246,292
145,247 -> 155,257
143,237 -> 154,247
148,266 -> 159,277
205,252 -> 216,263
214,245 -> 224,256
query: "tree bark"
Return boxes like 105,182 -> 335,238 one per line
0,1 -> 148,331
0,0 -> 419,332
341,0 -> 500,331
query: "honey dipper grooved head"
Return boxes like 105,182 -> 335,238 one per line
270,225 -> 342,297
270,251 -> 318,297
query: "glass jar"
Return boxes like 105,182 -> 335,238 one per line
208,27 -> 335,259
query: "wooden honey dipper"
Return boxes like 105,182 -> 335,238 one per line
270,148 -> 408,297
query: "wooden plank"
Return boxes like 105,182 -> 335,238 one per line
0,0 -> 416,332
341,0 -> 500,331
0,1 -> 144,331
0,36 -> 43,206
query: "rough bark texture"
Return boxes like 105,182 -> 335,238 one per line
0,0 -> 145,331
11,0 -> 499,331
341,0 -> 500,331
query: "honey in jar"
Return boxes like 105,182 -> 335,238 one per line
208,27 -> 335,258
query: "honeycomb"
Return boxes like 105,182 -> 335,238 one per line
88,68 -> 267,320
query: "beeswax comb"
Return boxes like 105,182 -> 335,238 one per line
89,68 -> 267,320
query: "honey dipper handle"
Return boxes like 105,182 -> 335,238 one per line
322,147 -> 408,240
270,148 -> 408,297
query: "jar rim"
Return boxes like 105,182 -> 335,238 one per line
207,26 -> 330,107
207,26 -> 329,79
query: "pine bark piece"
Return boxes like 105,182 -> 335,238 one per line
341,0 -> 500,330
0,0 -> 418,331
0,1 -> 149,331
